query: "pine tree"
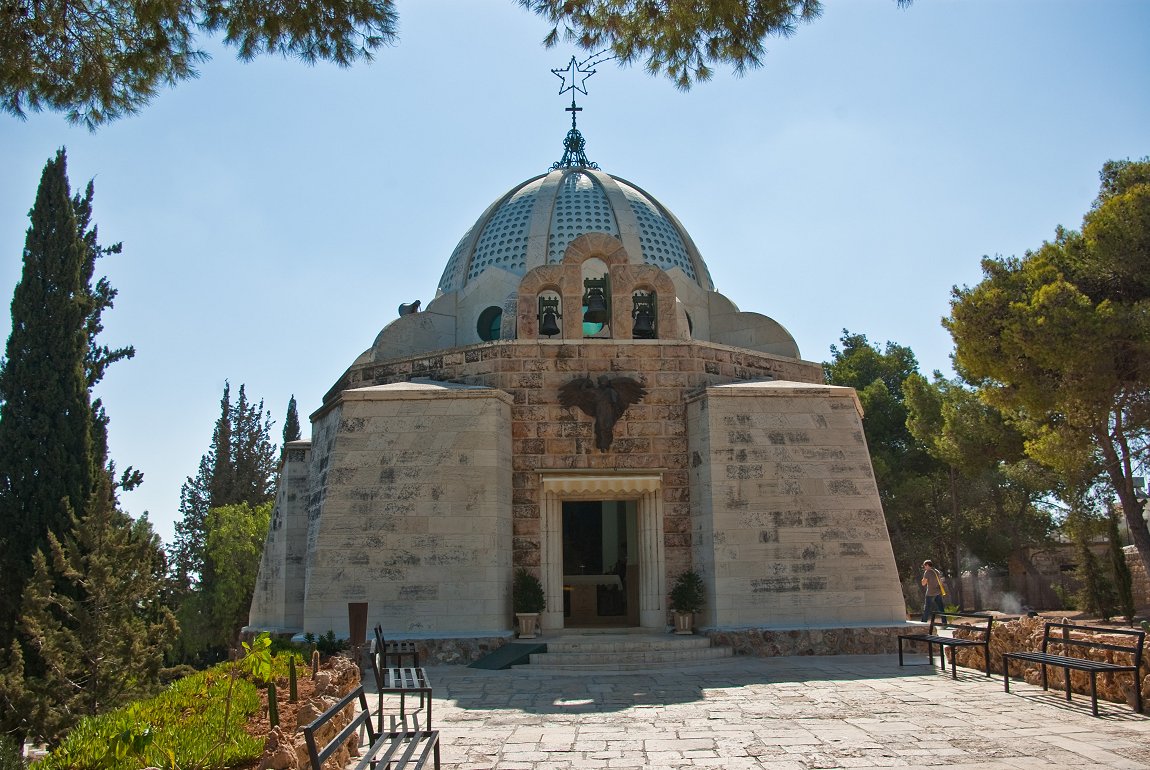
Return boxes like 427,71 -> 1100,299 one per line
0,150 -> 100,646
171,382 -> 277,592
0,471 -> 176,745
171,383 -> 277,661
283,394 -> 301,444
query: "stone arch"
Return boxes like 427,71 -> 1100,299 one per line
514,233 -> 681,340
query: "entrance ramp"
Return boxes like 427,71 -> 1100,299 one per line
469,642 -> 547,670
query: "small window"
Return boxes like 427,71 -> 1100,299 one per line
477,306 -> 502,341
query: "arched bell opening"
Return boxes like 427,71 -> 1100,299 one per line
536,290 -> 562,339
631,288 -> 657,340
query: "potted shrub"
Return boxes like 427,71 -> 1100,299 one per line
669,569 -> 705,634
513,568 -> 546,639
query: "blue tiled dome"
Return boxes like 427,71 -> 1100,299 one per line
437,168 -> 714,295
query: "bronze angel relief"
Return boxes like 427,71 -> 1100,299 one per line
558,375 -> 647,452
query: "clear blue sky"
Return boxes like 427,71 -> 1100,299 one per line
1,0 -> 1147,544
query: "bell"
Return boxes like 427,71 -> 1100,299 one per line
539,308 -> 561,337
583,288 -> 609,324
632,307 -> 655,338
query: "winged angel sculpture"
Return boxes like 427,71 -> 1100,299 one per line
558,375 -> 648,452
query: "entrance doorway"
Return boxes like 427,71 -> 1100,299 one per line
538,473 -> 666,631
561,500 -> 638,627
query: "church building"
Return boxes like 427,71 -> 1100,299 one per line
247,62 -> 908,658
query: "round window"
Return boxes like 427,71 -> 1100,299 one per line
477,306 -> 502,341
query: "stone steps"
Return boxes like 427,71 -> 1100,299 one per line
520,632 -> 733,672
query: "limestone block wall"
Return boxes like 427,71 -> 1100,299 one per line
687,381 -> 906,628
332,340 -> 824,588
1124,544 -> 1150,614
300,381 -> 514,636
248,442 -> 312,632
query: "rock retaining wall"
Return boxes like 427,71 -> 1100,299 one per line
705,625 -> 905,656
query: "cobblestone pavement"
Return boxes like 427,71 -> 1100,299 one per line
369,654 -> 1150,770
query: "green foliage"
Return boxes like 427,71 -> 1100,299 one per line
902,372 -> 1056,579
1051,582 -> 1077,611
2,0 -> 401,128
0,735 -> 25,770
522,1 -> 911,90
1066,504 -> 1116,620
239,632 -> 273,685
946,157 -> 1150,582
5,1 -> 919,127
669,570 -> 705,614
171,382 -> 277,663
512,568 -> 546,614
0,471 -> 177,745
191,501 -> 272,650
303,630 -> 348,656
283,394 -> 302,443
0,149 -> 116,646
1107,511 -> 1135,624
38,664 -> 263,770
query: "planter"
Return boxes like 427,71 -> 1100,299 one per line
516,612 -> 540,639
672,610 -> 694,635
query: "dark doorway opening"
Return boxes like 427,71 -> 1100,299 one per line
562,500 -> 638,627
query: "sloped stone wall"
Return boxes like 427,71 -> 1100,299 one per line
301,382 -> 514,635
687,382 -> 906,628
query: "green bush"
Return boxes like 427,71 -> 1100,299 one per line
0,736 -> 25,770
303,630 -> 348,656
39,664 -> 265,770
669,570 -> 705,614
513,568 -> 546,614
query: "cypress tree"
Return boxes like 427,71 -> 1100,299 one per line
1108,510 -> 1135,624
0,150 -> 97,646
283,394 -> 301,444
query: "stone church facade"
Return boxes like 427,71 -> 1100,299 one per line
247,139 -> 908,655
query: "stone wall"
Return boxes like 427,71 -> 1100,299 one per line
327,339 -> 823,593
686,381 -> 906,628
706,625 -> 906,656
249,441 -> 312,632
301,381 -> 514,636
1125,544 -> 1150,614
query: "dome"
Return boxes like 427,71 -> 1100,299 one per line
437,167 -> 715,296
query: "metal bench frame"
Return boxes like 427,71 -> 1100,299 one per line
302,684 -> 440,770
1002,621 -> 1145,717
898,611 -> 994,679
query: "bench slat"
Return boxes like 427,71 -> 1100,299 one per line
357,730 -> 440,770
1004,652 -> 1137,672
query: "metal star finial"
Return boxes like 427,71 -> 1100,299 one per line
552,56 -> 596,96
548,52 -> 615,171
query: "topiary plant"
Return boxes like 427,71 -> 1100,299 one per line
669,569 -> 705,614
513,568 -> 546,614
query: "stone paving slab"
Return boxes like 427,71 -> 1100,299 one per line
365,654 -> 1150,769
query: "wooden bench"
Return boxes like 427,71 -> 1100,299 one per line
303,684 -> 440,770
1003,621 -> 1145,717
374,623 -> 420,667
898,611 -> 994,679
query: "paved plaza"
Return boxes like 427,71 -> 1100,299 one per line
369,653 -> 1150,770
